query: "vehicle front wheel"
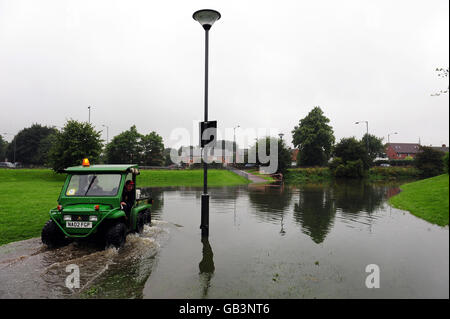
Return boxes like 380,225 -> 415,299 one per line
41,220 -> 67,248
136,212 -> 145,234
144,209 -> 152,225
105,222 -> 127,248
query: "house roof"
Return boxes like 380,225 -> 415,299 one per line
386,143 -> 420,154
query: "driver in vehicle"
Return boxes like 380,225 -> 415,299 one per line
121,180 -> 135,222
89,178 -> 104,195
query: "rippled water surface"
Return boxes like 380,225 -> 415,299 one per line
0,180 -> 448,298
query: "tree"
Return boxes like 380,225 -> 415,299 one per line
36,131 -> 58,167
141,131 -> 165,166
250,136 -> 291,174
6,124 -> 58,165
48,120 -> 103,172
164,148 -> 175,166
292,106 -> 335,166
361,134 -> 385,165
277,139 -> 292,175
443,152 -> 449,174
0,135 -> 8,161
330,137 -> 366,178
414,146 -> 445,177
431,67 -> 449,96
105,125 -> 143,164
333,137 -> 365,163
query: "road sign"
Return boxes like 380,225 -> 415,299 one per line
200,121 -> 217,148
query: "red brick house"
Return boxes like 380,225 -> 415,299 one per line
385,143 -> 420,160
291,149 -> 299,166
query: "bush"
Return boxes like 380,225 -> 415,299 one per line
369,166 -> 420,179
389,159 -> 415,167
414,146 -> 445,177
328,157 -> 343,171
284,167 -> 331,183
333,159 -> 365,178
444,153 -> 449,174
189,161 -> 224,169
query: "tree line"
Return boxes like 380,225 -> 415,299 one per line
1,107 -> 447,177
1,120 -> 167,172
291,106 -> 448,178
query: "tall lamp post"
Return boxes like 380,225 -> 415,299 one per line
355,121 -> 369,153
88,106 -> 91,123
193,9 -> 221,238
388,132 -> 397,144
233,125 -> 240,164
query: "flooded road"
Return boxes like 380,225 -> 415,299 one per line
0,222 -> 170,298
0,180 -> 448,298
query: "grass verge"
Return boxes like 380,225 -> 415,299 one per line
138,169 -> 250,187
389,174 -> 449,226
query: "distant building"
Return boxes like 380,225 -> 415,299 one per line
178,146 -> 245,165
385,143 -> 449,160
385,143 -> 420,160
291,149 -> 299,166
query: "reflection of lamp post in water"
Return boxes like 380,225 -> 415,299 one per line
280,215 -> 286,236
199,237 -> 215,298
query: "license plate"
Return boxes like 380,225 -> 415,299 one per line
66,221 -> 92,229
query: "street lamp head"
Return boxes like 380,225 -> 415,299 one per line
193,9 -> 221,30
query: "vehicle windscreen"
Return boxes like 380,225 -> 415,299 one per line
65,174 -> 122,197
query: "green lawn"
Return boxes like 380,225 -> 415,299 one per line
0,168 -> 249,246
138,169 -> 250,187
389,174 -> 449,226
0,169 -> 66,246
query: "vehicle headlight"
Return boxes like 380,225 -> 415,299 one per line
89,215 -> 98,222
63,215 -> 72,221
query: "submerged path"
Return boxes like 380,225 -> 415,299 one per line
226,167 -> 267,184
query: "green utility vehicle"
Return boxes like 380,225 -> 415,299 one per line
41,161 -> 152,248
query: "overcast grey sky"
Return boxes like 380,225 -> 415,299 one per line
0,0 -> 448,149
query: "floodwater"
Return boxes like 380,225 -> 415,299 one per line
0,180 -> 448,299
